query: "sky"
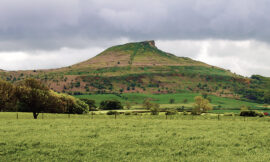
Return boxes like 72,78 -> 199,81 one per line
0,0 -> 270,77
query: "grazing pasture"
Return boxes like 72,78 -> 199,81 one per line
75,93 -> 266,110
1,112 -> 270,161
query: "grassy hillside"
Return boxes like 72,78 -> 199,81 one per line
0,40 -> 269,104
75,93 -> 267,112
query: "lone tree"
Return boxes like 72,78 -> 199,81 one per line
192,96 -> 212,115
16,78 -> 51,119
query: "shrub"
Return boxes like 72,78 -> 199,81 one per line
80,98 -> 97,111
143,98 -> 153,110
124,112 -> 131,115
183,99 -> 188,103
169,98 -> 175,104
150,103 -> 160,115
183,111 -> 188,115
176,106 -> 185,112
165,110 -> 178,115
107,110 -> 119,115
72,98 -> 89,114
126,102 -> 132,109
206,97 -> 212,103
100,100 -> 123,110
202,92 -> 208,99
49,91 -> 89,114
192,96 -> 212,115
240,110 -> 264,117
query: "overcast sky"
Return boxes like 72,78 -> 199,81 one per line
0,0 -> 270,77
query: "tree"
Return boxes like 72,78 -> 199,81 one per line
126,102 -> 132,109
16,79 -> 51,119
264,91 -> 270,104
150,103 -> 160,115
206,97 -> 212,103
0,80 -> 17,111
51,92 -> 89,114
192,96 -> 212,115
169,98 -> 175,104
80,98 -> 97,111
202,92 -> 208,99
143,98 -> 153,110
100,100 -> 123,110
72,99 -> 89,114
0,78 -> 88,116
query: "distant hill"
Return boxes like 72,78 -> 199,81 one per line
71,40 -> 208,68
0,40 -> 269,103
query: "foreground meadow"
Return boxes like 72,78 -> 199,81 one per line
1,113 -> 270,161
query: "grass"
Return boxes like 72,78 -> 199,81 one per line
75,93 -> 264,109
1,112 -> 270,161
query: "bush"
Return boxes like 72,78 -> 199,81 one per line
183,99 -> 188,103
107,110 -> 119,115
143,98 -> 153,110
192,96 -> 212,115
150,103 -> 160,115
80,98 -> 97,111
72,98 -> 89,114
124,112 -> 131,115
49,91 -> 89,114
131,112 -> 138,115
176,106 -> 185,112
169,98 -> 175,104
240,110 -> 264,117
125,102 -> 132,109
100,100 -> 123,110
165,110 -> 178,115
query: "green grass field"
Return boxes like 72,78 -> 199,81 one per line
75,93 -> 266,110
1,112 -> 270,161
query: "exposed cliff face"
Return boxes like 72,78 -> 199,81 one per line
143,40 -> 155,47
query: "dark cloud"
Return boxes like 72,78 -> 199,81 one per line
1,0 -> 270,51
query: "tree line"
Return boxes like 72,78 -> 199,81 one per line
0,79 -> 89,119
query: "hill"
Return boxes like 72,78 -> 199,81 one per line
71,40 -> 208,68
0,40 -> 269,104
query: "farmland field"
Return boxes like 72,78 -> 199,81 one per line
1,112 -> 270,161
75,93 -> 267,110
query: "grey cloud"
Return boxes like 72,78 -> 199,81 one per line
1,0 -> 270,51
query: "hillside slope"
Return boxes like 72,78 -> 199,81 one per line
72,41 -> 208,68
0,40 -> 269,103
